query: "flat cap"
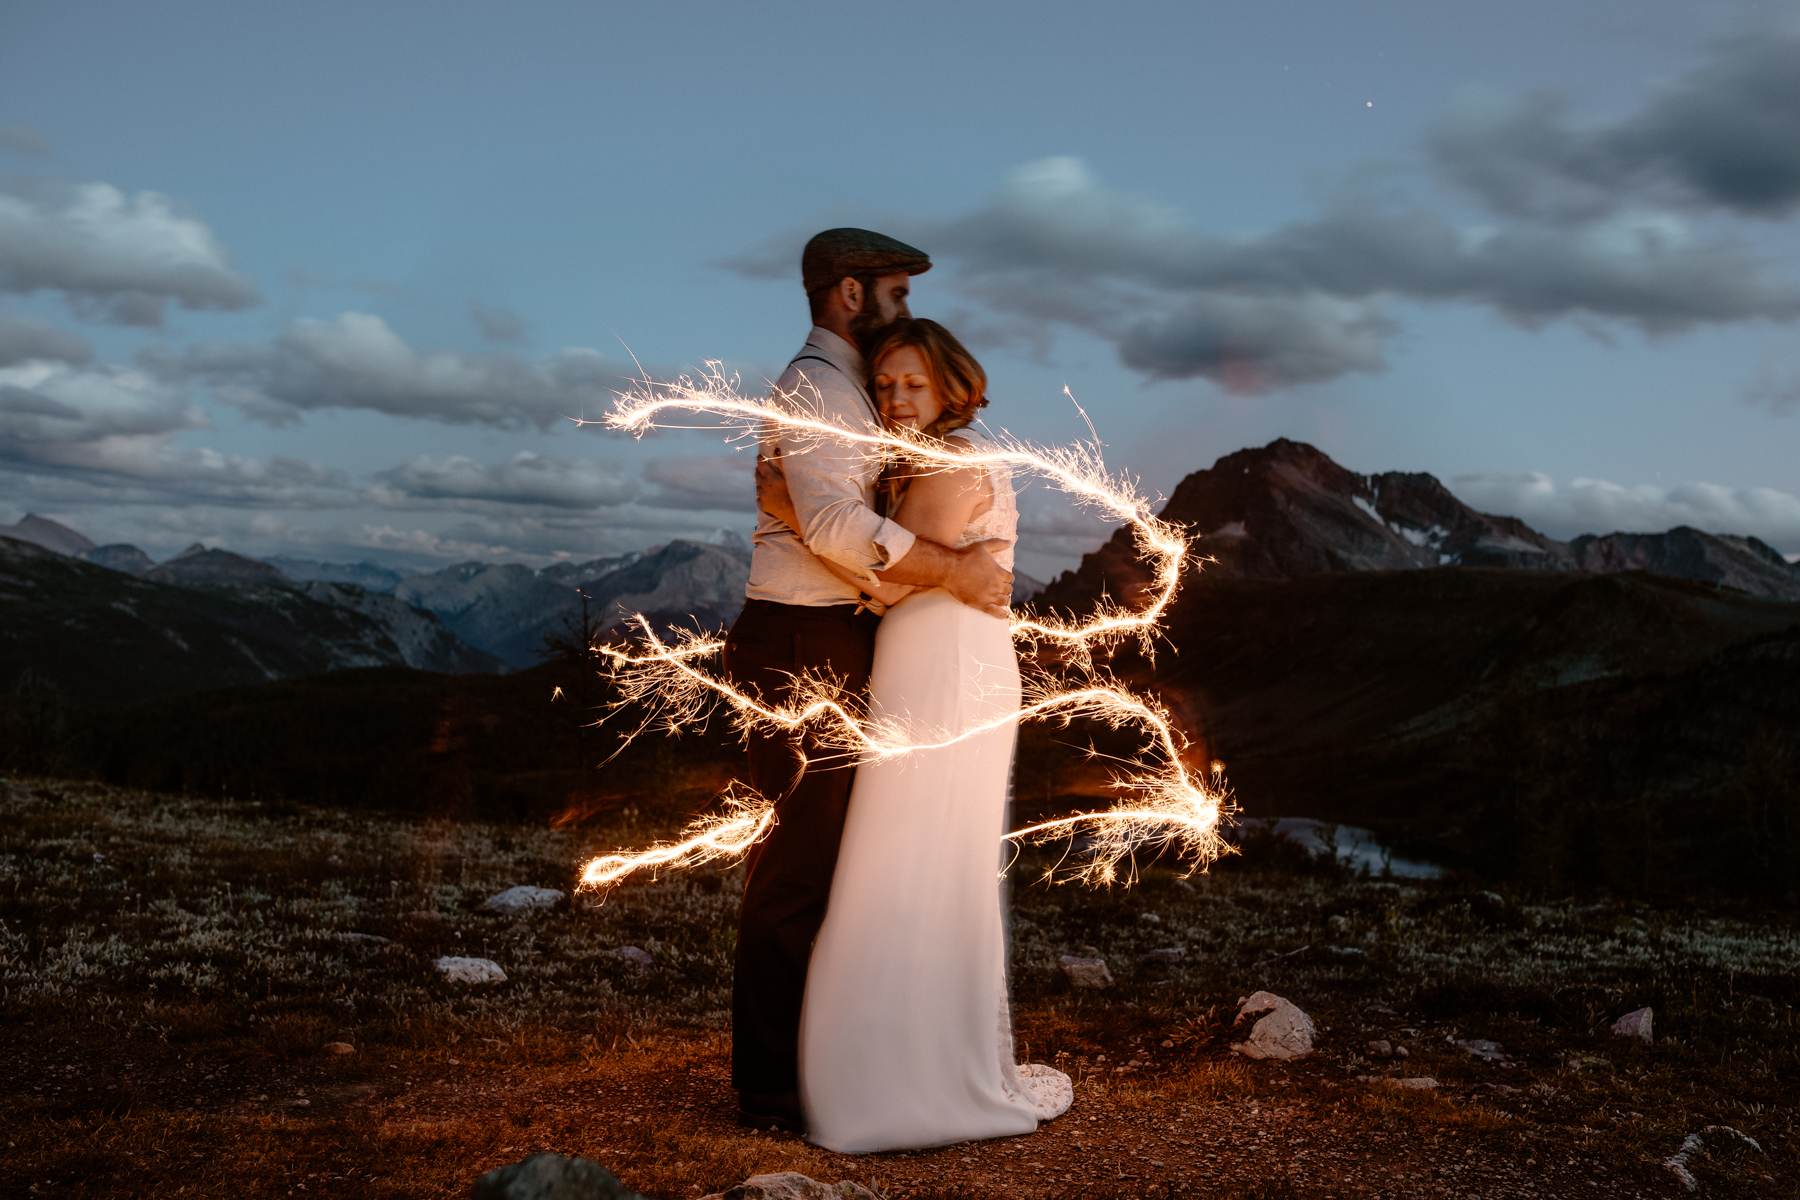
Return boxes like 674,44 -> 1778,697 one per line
801,227 -> 932,295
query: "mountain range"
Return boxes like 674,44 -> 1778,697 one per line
4,433 -> 1796,701
6,438 -> 1796,895
1037,439 -> 1800,610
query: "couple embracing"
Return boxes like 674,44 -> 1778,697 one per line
725,228 -> 1073,1153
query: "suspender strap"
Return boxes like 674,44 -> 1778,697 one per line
790,353 -> 877,420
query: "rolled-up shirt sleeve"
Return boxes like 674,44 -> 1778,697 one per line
772,388 -> 916,585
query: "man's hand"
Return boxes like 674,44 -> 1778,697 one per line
754,454 -> 799,531
945,540 -> 1012,619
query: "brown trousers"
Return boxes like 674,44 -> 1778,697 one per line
723,598 -> 878,1095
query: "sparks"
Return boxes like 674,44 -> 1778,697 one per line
573,362 -> 1235,891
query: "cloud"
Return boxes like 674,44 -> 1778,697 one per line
1744,362 -> 1800,416
1429,33 -> 1800,221
0,313 -> 91,366
0,358 -> 356,511
933,159 -> 1800,339
0,126 -> 51,157
721,153 -> 1799,393
712,235 -> 798,282
1115,293 -> 1394,390
471,302 -> 526,343
371,451 -> 638,510
0,180 -> 259,326
0,360 -> 204,447
641,451 -> 755,512
147,312 -> 642,429
1450,470 -> 1800,551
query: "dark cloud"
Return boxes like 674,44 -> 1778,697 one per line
470,302 -> 526,344
1451,470 -> 1800,550
1428,33 -> 1800,221
1115,293 -> 1394,390
0,313 -> 91,366
712,235 -> 801,283
904,155 -> 1800,388
146,312 -> 646,430
933,160 -> 1800,337
641,452 -> 754,512
0,180 -> 260,326
0,126 -> 51,157
371,452 -> 638,510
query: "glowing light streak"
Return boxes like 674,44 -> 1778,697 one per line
573,364 -> 1234,891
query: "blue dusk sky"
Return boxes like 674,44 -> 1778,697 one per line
3,0 -> 1798,580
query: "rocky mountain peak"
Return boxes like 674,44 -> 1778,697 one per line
146,547 -> 287,588
1037,439 -> 1800,610
3,513 -> 97,557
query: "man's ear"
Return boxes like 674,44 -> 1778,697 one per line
837,276 -> 863,315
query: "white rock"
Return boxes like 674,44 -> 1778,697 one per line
1058,955 -> 1114,990
339,931 -> 391,945
1612,1006 -> 1654,1042
701,1172 -> 881,1200
480,885 -> 565,914
609,945 -> 654,967
1453,1037 -> 1507,1062
435,955 -> 507,985
1230,991 -> 1316,1061
1393,1076 -> 1438,1090
1663,1125 -> 1763,1193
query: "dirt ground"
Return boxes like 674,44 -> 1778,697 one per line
2,776 -> 1794,1198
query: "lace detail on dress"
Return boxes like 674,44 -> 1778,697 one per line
946,426 -> 1018,571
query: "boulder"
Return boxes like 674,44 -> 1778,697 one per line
701,1172 -> 881,1200
1230,991 -> 1316,1061
1612,1006 -> 1654,1042
1468,890 -> 1510,924
481,886 -> 566,915
471,1152 -> 652,1200
435,955 -> 507,985
608,946 -> 655,967
1453,1037 -> 1506,1063
339,931 -> 392,946
322,1042 -> 355,1056
1058,955 -> 1114,990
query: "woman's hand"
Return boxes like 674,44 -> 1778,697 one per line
755,454 -> 800,531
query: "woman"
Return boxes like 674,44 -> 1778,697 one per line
759,318 -> 1072,1152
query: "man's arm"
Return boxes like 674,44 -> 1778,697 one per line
877,536 -> 1011,618
759,447 -> 1010,617
772,382 -> 916,582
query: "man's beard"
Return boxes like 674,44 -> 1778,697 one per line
848,303 -> 895,357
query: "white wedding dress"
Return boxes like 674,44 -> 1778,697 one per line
797,428 -> 1073,1153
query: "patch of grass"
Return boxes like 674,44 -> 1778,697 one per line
2,774 -> 1796,1198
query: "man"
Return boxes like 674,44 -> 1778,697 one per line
727,228 -> 1013,1132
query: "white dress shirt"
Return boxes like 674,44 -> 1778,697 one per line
745,327 -> 917,607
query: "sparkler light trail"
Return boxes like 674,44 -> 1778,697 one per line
572,363 -> 1234,891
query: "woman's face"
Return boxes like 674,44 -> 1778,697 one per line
874,345 -> 943,431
